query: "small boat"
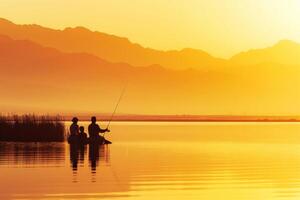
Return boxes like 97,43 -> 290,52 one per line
88,138 -> 112,145
67,135 -> 112,145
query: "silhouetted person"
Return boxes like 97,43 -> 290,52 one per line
88,116 -> 109,141
78,126 -> 88,144
70,117 -> 79,136
68,117 -> 80,144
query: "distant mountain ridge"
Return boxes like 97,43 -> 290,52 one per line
0,34 -> 221,114
1,18 -> 300,70
230,40 -> 300,66
0,18 -> 226,70
1,34 -> 300,115
1,18 -> 299,70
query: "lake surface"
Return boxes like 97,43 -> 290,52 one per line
1,122 -> 300,200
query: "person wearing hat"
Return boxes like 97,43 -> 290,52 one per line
70,117 -> 79,136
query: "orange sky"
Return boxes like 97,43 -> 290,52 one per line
1,0 -> 300,58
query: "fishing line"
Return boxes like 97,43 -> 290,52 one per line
106,83 -> 128,131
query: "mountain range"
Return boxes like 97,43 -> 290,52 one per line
1,18 -> 300,70
0,18 -> 300,115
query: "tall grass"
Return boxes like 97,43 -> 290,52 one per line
0,115 -> 65,142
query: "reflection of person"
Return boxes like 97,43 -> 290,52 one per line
70,144 -> 79,172
70,117 -> 79,136
79,144 -> 87,163
88,116 -> 110,140
89,144 -> 100,172
69,142 -> 87,173
88,144 -> 109,174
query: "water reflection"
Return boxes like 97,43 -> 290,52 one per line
1,122 -> 300,200
0,142 -> 126,200
69,144 -> 110,174
0,142 -> 65,166
69,144 -> 86,172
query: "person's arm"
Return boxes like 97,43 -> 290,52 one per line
98,125 -> 109,133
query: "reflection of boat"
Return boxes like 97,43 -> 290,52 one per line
67,135 -> 112,145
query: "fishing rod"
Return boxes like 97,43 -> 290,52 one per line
105,84 -> 127,131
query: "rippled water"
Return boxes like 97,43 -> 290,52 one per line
1,122 -> 300,200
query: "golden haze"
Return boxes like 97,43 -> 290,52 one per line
0,18 -> 300,115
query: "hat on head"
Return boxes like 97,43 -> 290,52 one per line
72,117 -> 78,123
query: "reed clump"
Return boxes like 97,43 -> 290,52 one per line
0,115 -> 65,142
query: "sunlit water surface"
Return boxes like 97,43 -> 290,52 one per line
1,122 -> 300,200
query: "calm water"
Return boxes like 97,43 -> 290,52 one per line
1,122 -> 300,200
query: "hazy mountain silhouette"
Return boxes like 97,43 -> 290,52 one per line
1,34 -> 300,115
2,18 -> 300,70
0,18 -> 226,70
0,35 -> 223,114
230,40 -> 300,66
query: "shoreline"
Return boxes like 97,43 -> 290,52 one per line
64,115 -> 300,122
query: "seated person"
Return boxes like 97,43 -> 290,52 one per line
78,126 -> 88,143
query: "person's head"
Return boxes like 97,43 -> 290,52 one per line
91,116 -> 96,123
72,117 -> 78,124
79,126 -> 84,133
